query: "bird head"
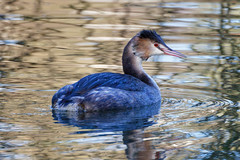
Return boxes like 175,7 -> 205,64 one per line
132,30 -> 186,60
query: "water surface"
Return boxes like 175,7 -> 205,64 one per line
1,0 -> 240,159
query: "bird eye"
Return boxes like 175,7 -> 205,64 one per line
154,43 -> 159,47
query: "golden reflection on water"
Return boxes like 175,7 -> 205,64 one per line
0,0 -> 240,159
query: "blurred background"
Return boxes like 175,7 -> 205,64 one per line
0,0 -> 240,159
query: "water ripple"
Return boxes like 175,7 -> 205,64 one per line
162,98 -> 235,108
0,14 -> 23,21
0,40 -> 25,46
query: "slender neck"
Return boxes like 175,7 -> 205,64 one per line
122,37 -> 159,89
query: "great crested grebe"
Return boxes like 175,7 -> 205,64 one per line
52,30 -> 186,112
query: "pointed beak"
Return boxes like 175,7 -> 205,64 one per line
161,48 -> 187,59
156,34 -> 187,59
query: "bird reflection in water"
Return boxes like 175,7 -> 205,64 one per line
52,102 -> 167,160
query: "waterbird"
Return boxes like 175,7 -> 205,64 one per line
52,30 -> 186,112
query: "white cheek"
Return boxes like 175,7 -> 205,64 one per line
151,45 -> 164,55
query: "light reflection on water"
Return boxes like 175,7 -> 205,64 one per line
0,0 -> 240,159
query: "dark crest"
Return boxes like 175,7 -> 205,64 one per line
138,30 -> 171,50
138,30 -> 160,42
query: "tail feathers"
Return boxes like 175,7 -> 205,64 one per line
70,96 -> 84,104
52,96 -> 85,111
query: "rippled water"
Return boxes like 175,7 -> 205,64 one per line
1,0 -> 240,159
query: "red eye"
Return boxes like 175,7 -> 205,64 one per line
154,43 -> 159,47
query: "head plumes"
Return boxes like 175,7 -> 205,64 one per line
138,30 -> 160,42
130,29 -> 187,60
137,29 -> 172,51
